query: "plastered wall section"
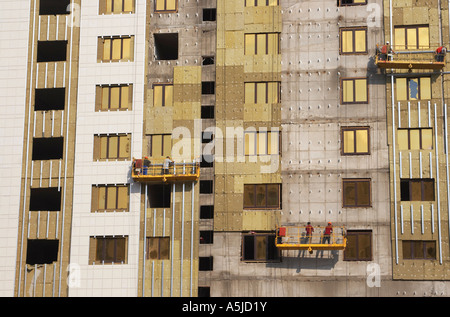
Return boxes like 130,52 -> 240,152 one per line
384,0 -> 450,280
68,1 -> 146,296
0,0 -> 30,297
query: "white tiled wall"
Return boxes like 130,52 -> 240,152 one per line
0,0 -> 31,297
69,1 -> 146,297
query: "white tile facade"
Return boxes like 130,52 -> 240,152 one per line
69,1 -> 146,296
0,0 -> 31,297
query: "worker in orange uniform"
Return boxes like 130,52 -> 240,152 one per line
305,222 -> 314,244
323,222 -> 333,244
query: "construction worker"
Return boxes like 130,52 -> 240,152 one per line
436,46 -> 447,62
305,222 -> 314,244
323,222 -> 333,244
143,156 -> 151,175
163,156 -> 173,174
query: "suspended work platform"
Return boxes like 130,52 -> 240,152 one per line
375,50 -> 445,70
275,225 -> 347,254
132,159 -> 200,183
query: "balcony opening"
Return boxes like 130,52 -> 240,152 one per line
202,8 -> 216,22
199,256 -> 213,271
154,33 -> 178,60
37,41 -> 68,62
29,187 -> 62,211
32,137 -> 64,160
200,230 -> 214,244
39,0 -> 71,15
148,184 -> 171,208
200,180 -> 213,194
201,105 -> 215,119
26,239 -> 59,265
200,205 -> 214,219
202,82 -> 215,95
35,88 -> 66,111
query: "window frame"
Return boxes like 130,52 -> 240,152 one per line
154,0 -> 178,13
100,0 -> 135,14
338,0 -> 367,6
244,130 -> 280,156
394,25 -> 430,51
395,77 -> 431,101
341,77 -> 368,104
91,236 -> 128,264
98,36 -> 134,62
244,33 -> 280,55
341,126 -> 370,155
339,27 -> 368,55
93,133 -> 131,161
244,81 -> 281,104
397,128 -> 433,150
243,183 -> 282,210
245,0 -> 279,6
146,237 -> 170,260
152,83 -> 173,107
241,233 -> 280,262
400,178 -> 435,201
402,240 -> 437,260
91,184 -> 130,213
343,230 -> 372,261
96,84 -> 133,111
342,178 -> 372,208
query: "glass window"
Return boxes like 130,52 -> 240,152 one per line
344,230 -> 372,261
394,25 -> 429,51
243,184 -> 281,209
340,27 -> 367,54
341,78 -> 368,104
397,128 -> 433,150
341,127 -> 370,155
343,179 -> 371,207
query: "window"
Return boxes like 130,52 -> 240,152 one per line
29,188 -> 62,211
93,134 -> 131,161
198,287 -> 210,297
242,234 -> 279,262
32,137 -> 64,160
244,33 -> 280,55
342,179 -> 371,207
96,84 -> 133,111
245,0 -> 279,6
200,205 -> 214,219
90,236 -> 128,264
91,184 -> 129,212
341,127 -> 369,155
202,82 -> 215,95
344,230 -> 372,261
243,184 -> 281,209
402,240 -> 436,260
35,88 -> 65,111
26,239 -> 59,265
99,0 -> 135,14
153,84 -> 173,107
154,33 -> 178,60
340,27 -> 367,54
244,82 -> 280,104
201,105 -> 215,119
244,130 -> 280,156
39,0 -> 71,15
200,154 -> 214,168
203,8 -> 216,22
146,237 -> 170,260
200,180 -> 214,194
148,134 -> 171,158
98,36 -> 134,62
395,77 -> 431,101
148,184 -> 171,208
338,0 -> 367,6
37,41 -> 68,62
398,128 -> 433,150
200,231 -> 214,244
155,0 -> 177,12
341,78 -> 368,104
199,256 -> 214,271
400,179 -> 435,201
394,25 -> 429,50
202,56 -> 215,66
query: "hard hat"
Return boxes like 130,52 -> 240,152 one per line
328,222 -> 332,225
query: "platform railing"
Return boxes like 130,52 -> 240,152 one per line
131,159 -> 200,182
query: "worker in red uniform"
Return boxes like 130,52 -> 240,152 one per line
436,46 -> 447,62
323,222 -> 333,244
305,222 -> 314,244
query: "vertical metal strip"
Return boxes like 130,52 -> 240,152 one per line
434,103 -> 443,264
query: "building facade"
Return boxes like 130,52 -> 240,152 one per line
1,0 -> 450,297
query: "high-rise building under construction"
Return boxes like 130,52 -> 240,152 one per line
2,0 -> 450,297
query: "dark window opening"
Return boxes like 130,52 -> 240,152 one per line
26,239 -> 59,265
37,41 -> 68,62
200,155 -> 214,168
203,8 -> 216,21
201,105 -> 215,119
202,131 -> 214,143
200,180 -> 213,194
32,137 -> 64,160
29,187 -> 62,211
199,256 -> 213,271
202,56 -> 215,66
200,205 -> 214,219
148,184 -> 171,208
35,88 -> 66,111
200,231 -> 214,244
39,0 -> 71,15
202,82 -> 215,95
198,287 -> 210,297
154,33 -> 178,60
242,234 -> 279,261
